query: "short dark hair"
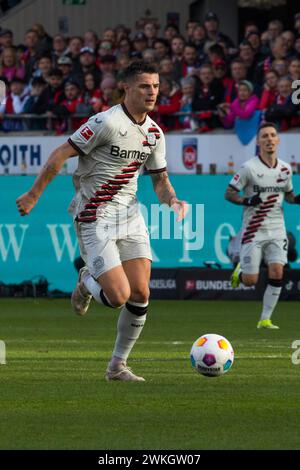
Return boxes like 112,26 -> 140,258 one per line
31,77 -> 47,87
10,77 -> 25,85
257,122 -> 279,135
122,60 -> 158,82
49,68 -> 63,78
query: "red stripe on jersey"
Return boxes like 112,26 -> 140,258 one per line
248,222 -> 262,228
95,190 -> 118,196
267,194 -> 279,199
77,216 -> 97,223
90,196 -> 113,203
108,179 -> 129,184
128,162 -> 142,167
102,184 -> 122,190
114,174 -> 135,179
255,209 -> 271,214
148,127 -> 159,132
122,168 -> 137,173
244,227 -> 260,234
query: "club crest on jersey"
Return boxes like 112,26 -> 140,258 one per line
80,126 -> 94,141
147,133 -> 156,146
277,167 -> 290,183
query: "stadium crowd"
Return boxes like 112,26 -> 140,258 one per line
1,11 -> 300,133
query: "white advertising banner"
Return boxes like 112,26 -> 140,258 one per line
0,136 -> 78,175
166,132 -> 300,174
0,132 -> 299,175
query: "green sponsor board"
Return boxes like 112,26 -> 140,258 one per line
1,175 -> 300,291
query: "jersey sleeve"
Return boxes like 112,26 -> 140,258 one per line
145,132 -> 167,173
228,165 -> 249,192
68,114 -> 112,156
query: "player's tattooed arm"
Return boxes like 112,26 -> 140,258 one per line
151,171 -> 176,206
151,171 -> 188,221
16,141 -> 78,216
225,186 -> 245,205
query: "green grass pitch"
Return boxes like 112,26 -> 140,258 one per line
0,298 -> 299,450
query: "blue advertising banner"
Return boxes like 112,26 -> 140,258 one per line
1,175 -> 300,292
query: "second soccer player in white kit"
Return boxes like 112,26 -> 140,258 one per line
225,122 -> 300,329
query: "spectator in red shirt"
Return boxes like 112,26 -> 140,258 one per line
265,76 -> 298,131
224,59 -> 247,103
53,80 -> 85,132
259,70 -> 279,111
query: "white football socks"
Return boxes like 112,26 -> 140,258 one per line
110,300 -> 148,368
83,273 -> 113,307
260,283 -> 282,321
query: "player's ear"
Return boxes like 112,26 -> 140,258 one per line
123,81 -> 130,93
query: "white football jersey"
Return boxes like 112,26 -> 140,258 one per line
68,103 -> 167,221
229,156 -> 293,243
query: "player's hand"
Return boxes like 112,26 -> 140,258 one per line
16,191 -> 38,216
294,194 -> 300,204
243,192 -> 262,207
170,197 -> 188,222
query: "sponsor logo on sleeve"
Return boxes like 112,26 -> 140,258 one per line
80,126 -> 94,141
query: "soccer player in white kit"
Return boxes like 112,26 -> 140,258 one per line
225,122 -> 300,329
16,61 -> 187,381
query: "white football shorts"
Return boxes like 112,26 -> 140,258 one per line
74,210 -> 152,278
240,237 -> 288,274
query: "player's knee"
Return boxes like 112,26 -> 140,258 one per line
107,286 -> 131,308
242,275 -> 258,286
268,268 -> 283,280
129,285 -> 150,304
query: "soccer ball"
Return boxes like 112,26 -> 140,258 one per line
190,333 -> 234,377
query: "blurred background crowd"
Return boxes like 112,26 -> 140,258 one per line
1,9 -> 300,133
